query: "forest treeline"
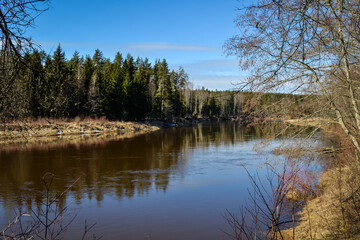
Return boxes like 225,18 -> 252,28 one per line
0,45 -> 314,122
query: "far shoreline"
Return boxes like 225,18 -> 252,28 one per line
0,117 -> 220,149
0,116 -> 316,149
0,118 -> 159,148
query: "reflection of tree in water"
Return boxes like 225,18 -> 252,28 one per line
0,122 -> 303,214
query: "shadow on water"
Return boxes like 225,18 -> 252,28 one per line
0,121 -> 322,239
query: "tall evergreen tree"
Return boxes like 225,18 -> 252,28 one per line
68,51 -> 83,115
44,45 -> 69,117
111,52 -> 125,118
23,50 -> 46,117
132,64 -> 149,120
154,59 -> 173,118
82,55 -> 94,115
88,49 -> 104,116
151,60 -> 161,117
123,54 -> 136,119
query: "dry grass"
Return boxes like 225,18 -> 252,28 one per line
280,122 -> 360,240
232,121 -> 360,239
284,118 -> 333,129
282,163 -> 360,240
0,131 -> 153,152
0,117 -> 160,147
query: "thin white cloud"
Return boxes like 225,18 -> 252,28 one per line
38,41 -> 84,47
191,75 -> 247,91
189,59 -> 240,67
180,59 -> 240,73
38,41 -> 219,52
179,58 -> 243,78
124,43 -> 219,52
171,58 -> 249,90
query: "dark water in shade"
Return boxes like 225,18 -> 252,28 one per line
0,122 -> 321,239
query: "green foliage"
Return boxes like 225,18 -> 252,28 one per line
131,64 -> 149,120
201,96 -> 221,118
0,46 -> 315,122
23,50 -> 46,117
43,45 -> 70,117
82,55 -> 94,114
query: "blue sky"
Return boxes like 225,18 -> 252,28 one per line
27,0 -> 249,90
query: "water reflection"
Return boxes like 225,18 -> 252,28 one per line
0,122 -> 316,239
0,123 -> 263,205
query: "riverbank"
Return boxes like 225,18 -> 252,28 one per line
0,116 -> 329,148
281,119 -> 360,239
0,118 -> 160,147
0,116 -> 313,146
284,117 -> 334,128
283,162 -> 360,239
0,117 -> 220,149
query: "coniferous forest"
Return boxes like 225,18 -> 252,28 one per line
0,44 -> 314,122
1,45 -> 189,121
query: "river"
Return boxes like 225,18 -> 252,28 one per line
0,121 -> 322,239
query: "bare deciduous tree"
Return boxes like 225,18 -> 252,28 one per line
0,0 -> 49,59
0,0 -> 49,121
225,0 -> 360,159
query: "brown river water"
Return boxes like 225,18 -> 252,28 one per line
0,122 -> 322,239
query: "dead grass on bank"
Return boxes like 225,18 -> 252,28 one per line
281,124 -> 360,240
0,117 -> 160,147
0,131 -> 150,152
284,118 -> 333,129
226,121 -> 360,240
282,163 -> 360,240
229,150 -> 360,240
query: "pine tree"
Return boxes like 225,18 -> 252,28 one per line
151,60 -> 161,117
68,51 -> 83,115
44,45 -> 70,117
23,50 -> 46,117
81,56 -> 94,115
100,59 -> 114,117
132,64 -> 149,120
154,59 -> 173,118
100,56 -> 124,119
111,52 -> 125,118
88,49 -> 104,116
123,54 -> 136,119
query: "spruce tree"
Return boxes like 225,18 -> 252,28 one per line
44,45 -> 69,117
81,56 -> 94,115
68,51 -> 83,115
122,54 -> 135,119
23,50 -> 46,117
132,64 -> 149,120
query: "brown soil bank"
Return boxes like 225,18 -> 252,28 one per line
0,118 -> 160,147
